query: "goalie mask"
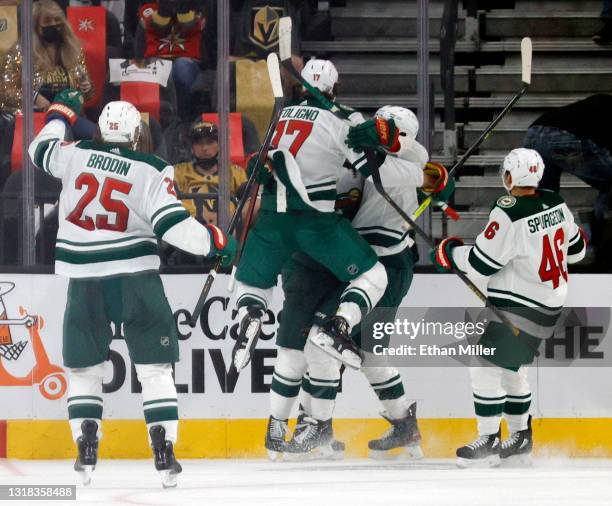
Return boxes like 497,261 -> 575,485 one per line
99,101 -> 141,147
500,148 -> 544,192
301,59 -> 339,95
376,105 -> 419,140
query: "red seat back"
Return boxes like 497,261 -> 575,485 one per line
201,113 -> 245,166
67,6 -> 107,108
11,113 -> 46,171
120,82 -> 161,122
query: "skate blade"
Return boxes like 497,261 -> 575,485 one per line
233,320 -> 262,370
267,449 -> 285,462
76,465 -> 94,486
369,444 -> 424,461
284,444 -> 334,462
309,334 -> 362,370
456,454 -> 501,469
501,452 -> 532,468
159,469 -> 179,488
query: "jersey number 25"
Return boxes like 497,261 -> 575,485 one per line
67,173 -> 133,232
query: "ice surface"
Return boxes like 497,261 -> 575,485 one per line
1,458 -> 611,506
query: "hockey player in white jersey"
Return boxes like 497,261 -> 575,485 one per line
28,90 -> 236,487
232,60 -> 415,372
265,105 -> 454,459
431,148 -> 586,468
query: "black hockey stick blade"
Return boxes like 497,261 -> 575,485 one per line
189,54 -> 285,327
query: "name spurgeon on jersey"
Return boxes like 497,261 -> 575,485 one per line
527,207 -> 566,234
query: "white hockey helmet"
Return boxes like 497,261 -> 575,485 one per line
500,147 -> 545,191
301,59 -> 339,95
99,101 -> 141,146
376,105 -> 419,140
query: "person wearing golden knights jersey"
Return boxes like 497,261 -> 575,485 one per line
431,148 -> 586,468
174,120 -> 247,226
27,89 -> 236,488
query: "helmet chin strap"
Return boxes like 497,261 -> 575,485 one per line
194,155 -> 218,170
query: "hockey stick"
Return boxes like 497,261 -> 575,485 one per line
189,53 -> 284,328
278,18 -> 520,337
413,37 -> 533,219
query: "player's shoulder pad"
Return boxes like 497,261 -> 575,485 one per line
490,194 -> 521,222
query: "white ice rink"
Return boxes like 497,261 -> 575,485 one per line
1,458 -> 612,506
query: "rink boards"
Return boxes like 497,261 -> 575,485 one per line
0,273 -> 611,458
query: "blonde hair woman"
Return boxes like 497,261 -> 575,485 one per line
0,0 -> 94,114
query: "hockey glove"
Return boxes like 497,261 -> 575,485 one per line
205,224 -> 237,267
246,153 -> 274,185
46,88 -> 83,126
423,162 -> 455,204
430,236 -> 464,273
346,117 -> 401,153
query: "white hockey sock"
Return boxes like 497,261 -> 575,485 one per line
362,365 -> 409,419
470,366 -> 505,436
337,262 -> 388,327
270,347 -> 307,420
502,367 -> 531,433
304,339 -> 341,421
135,363 -> 179,444
297,385 -> 312,417
235,283 -> 272,312
67,363 -> 105,442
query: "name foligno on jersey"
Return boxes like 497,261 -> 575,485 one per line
86,152 -> 132,176
527,206 -> 566,234
280,107 -> 320,121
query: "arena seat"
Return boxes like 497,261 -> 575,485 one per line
120,82 -> 161,122
234,59 -> 274,143
10,113 -> 46,172
67,6 -> 107,108
201,113 -> 246,166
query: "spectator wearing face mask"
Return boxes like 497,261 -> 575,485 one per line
0,0 -> 95,114
173,120 -> 247,226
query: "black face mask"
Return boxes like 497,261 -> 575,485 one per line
193,154 -> 218,171
41,25 -> 64,45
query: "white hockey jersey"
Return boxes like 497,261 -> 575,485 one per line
337,147 -> 426,257
29,120 -> 212,278
452,191 -> 586,336
264,99 -> 368,213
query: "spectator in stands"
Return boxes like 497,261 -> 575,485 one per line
0,0 -> 95,114
174,120 -> 247,225
523,94 -> 612,268
134,1 -> 207,121
593,0 -> 612,45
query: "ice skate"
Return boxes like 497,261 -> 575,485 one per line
74,420 -> 99,486
368,403 -> 423,460
284,416 -> 334,460
265,416 -> 289,461
232,307 -> 264,370
309,316 -> 364,370
501,415 -> 533,467
149,425 -> 182,488
456,428 -> 501,468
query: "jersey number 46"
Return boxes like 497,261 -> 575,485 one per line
539,228 -> 567,289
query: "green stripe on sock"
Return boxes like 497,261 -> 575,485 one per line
474,402 -> 505,417
143,406 -> 179,424
271,377 -> 301,398
67,395 -> 103,403
504,400 -> 531,415
68,404 -> 103,420
376,382 -> 405,401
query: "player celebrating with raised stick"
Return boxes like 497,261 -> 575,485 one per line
431,148 -> 586,468
232,60 -> 405,372
265,106 -> 453,460
28,90 -> 236,487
